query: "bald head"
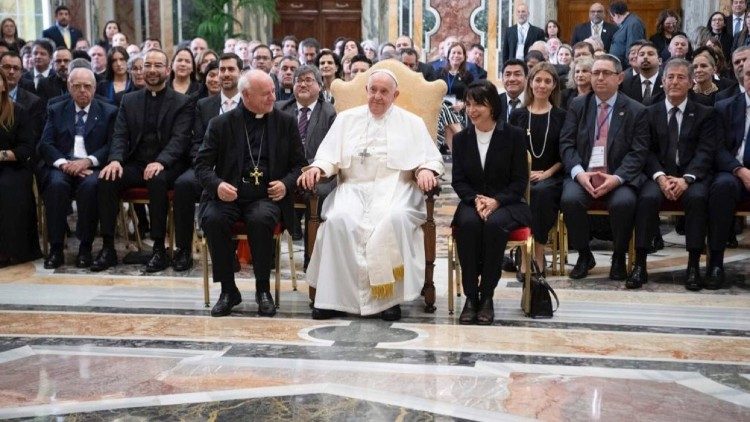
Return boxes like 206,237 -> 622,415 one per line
240,69 -> 276,115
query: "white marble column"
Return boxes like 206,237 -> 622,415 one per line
525,0 -> 549,29
683,0 -> 721,43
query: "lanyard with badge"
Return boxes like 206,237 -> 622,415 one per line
589,103 -> 614,169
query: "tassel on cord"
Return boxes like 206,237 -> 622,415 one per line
370,266 -> 405,299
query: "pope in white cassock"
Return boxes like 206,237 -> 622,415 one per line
298,70 -> 444,321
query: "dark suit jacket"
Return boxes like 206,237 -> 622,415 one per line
108,87 -> 193,167
559,92 -> 650,188
0,103 -> 34,165
450,122 -> 531,226
35,74 -> 68,104
571,21 -> 618,51
714,93 -> 750,173
275,97 -> 337,161
41,25 -> 83,49
191,94 -> 222,161
417,61 -> 438,82
38,98 -> 118,167
502,24 -> 546,66
498,92 -> 525,124
715,84 -> 742,104
644,100 -> 716,181
14,87 -> 46,140
619,71 -> 664,105
194,104 -> 307,227
20,68 -> 56,93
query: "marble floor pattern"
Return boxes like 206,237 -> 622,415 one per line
1,177 -> 750,420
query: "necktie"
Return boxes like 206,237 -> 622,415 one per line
736,17 -> 742,36
75,110 -> 86,136
62,28 -> 71,48
34,73 -> 42,89
642,80 -> 652,104
594,102 -> 610,173
508,98 -> 520,119
298,107 -> 310,142
222,99 -> 234,114
668,107 -> 680,174
593,24 -> 600,37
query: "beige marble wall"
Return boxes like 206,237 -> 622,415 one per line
425,0 -> 482,61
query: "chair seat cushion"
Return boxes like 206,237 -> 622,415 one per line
121,187 -> 175,202
508,226 -> 531,241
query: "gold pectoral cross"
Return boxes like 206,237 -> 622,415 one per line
249,166 -> 263,185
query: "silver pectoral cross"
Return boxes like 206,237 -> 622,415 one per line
357,148 -> 371,164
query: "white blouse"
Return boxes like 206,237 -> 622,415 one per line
476,125 -> 494,169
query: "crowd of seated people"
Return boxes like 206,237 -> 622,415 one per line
1,1 -> 749,322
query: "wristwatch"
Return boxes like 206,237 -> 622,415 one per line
683,175 -> 695,185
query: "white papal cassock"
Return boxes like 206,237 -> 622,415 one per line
306,104 -> 444,315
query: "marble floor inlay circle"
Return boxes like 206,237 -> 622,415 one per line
307,321 -> 420,346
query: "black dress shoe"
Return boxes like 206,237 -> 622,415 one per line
704,266 -> 725,290
145,248 -> 170,273
44,249 -> 64,269
569,251 -> 595,279
256,291 -> 276,317
75,249 -> 92,268
90,247 -> 117,272
458,299 -> 478,325
648,234 -> 665,254
625,264 -> 647,289
727,234 -> 739,249
172,248 -> 193,271
311,307 -> 345,320
381,305 -> 401,321
609,254 -> 627,281
684,264 -> 703,291
476,298 -> 495,325
502,254 -> 517,272
211,290 -> 242,317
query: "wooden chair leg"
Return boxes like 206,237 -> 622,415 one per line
274,233 -> 281,309
202,237 -> 210,307
287,231 -> 297,291
447,235 -> 454,315
422,194 -> 437,313
627,230 -> 635,273
523,239 -> 533,314
168,203 -> 175,259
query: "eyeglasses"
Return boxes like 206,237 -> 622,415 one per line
591,70 -> 619,77
0,64 -> 21,72
295,77 -> 317,85
130,66 -> 143,72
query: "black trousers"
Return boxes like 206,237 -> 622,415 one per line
200,196 -> 280,291
41,167 -> 100,246
634,179 -> 709,251
560,178 -> 637,254
173,168 -> 202,250
0,164 -> 40,261
454,201 -> 530,301
530,176 -> 562,244
98,162 -> 183,241
708,171 -> 750,252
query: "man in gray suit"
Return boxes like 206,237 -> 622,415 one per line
275,65 -> 336,261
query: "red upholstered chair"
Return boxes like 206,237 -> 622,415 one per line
199,221 -> 294,308
119,188 -> 175,255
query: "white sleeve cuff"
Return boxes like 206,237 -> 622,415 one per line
571,165 -> 584,180
652,171 -> 666,181
87,155 -> 99,167
53,158 -> 68,169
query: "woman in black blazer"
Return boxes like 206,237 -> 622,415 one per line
451,80 -> 532,325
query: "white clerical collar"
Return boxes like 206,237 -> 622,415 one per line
296,101 -> 317,114
665,97 -> 687,113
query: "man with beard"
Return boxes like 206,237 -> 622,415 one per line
274,56 -> 299,102
92,49 -> 193,272
620,41 -> 663,105
42,6 -> 83,50
36,47 -> 71,103
171,53 -> 242,271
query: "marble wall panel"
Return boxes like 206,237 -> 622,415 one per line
148,0 -> 161,42
426,0 -> 482,61
115,0 -> 137,44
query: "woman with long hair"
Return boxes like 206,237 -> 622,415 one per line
438,42 -> 474,116
0,71 -> 40,266
0,18 -> 24,52
96,46 -> 134,106
545,20 -> 561,41
706,11 -> 733,67
650,10 -> 681,58
451,80 -> 531,325
97,20 -> 120,52
556,44 -> 573,66
168,47 -> 201,97
314,50 -> 342,103
509,62 -> 565,274
560,56 -> 593,110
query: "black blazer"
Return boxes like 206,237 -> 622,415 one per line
275,97 -> 337,161
416,61 -> 438,82
644,100 -> 716,181
35,74 -> 68,104
194,104 -> 307,227
450,122 -> 531,226
714,84 -> 741,104
20,68 -> 56,93
41,25 -> 83,49
38,98 -> 118,167
559,92 -> 650,188
191,94 -> 222,161
498,92 -> 525,124
571,21 -> 618,51
502,24 -> 546,66
0,103 -> 34,165
108,87 -> 194,167
619,71 -> 664,105
15,87 -> 46,140
715,93 -> 749,173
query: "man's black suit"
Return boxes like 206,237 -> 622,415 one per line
98,87 -> 193,245
619,72 -> 664,105
38,98 -> 118,249
41,25 -> 83,50
634,99 -> 716,252
709,93 -> 750,254
173,94 -> 222,252
570,21 -> 618,52
559,92 -> 650,255
20,68 -> 56,92
498,92 -> 524,124
451,122 -> 532,301
502,24 -> 546,67
14,87 -> 45,140
35,74 -> 68,104
714,84 -> 742,104
195,104 -> 306,289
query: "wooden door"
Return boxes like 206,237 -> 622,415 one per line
273,0 -> 361,48
557,0 -> 683,45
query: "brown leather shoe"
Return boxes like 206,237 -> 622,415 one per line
459,298 -> 478,325
476,298 -> 495,325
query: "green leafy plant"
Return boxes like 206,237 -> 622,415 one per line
187,0 -> 278,50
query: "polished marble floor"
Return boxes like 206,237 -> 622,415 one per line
1,179 -> 749,421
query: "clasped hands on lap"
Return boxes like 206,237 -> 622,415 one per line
474,195 -> 499,221
656,175 -> 688,201
60,158 -> 94,177
297,166 -> 438,192
575,171 -> 620,198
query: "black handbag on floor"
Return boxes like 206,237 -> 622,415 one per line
521,260 -> 559,318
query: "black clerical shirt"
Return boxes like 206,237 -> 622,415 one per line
239,107 -> 270,200
134,87 -> 167,165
